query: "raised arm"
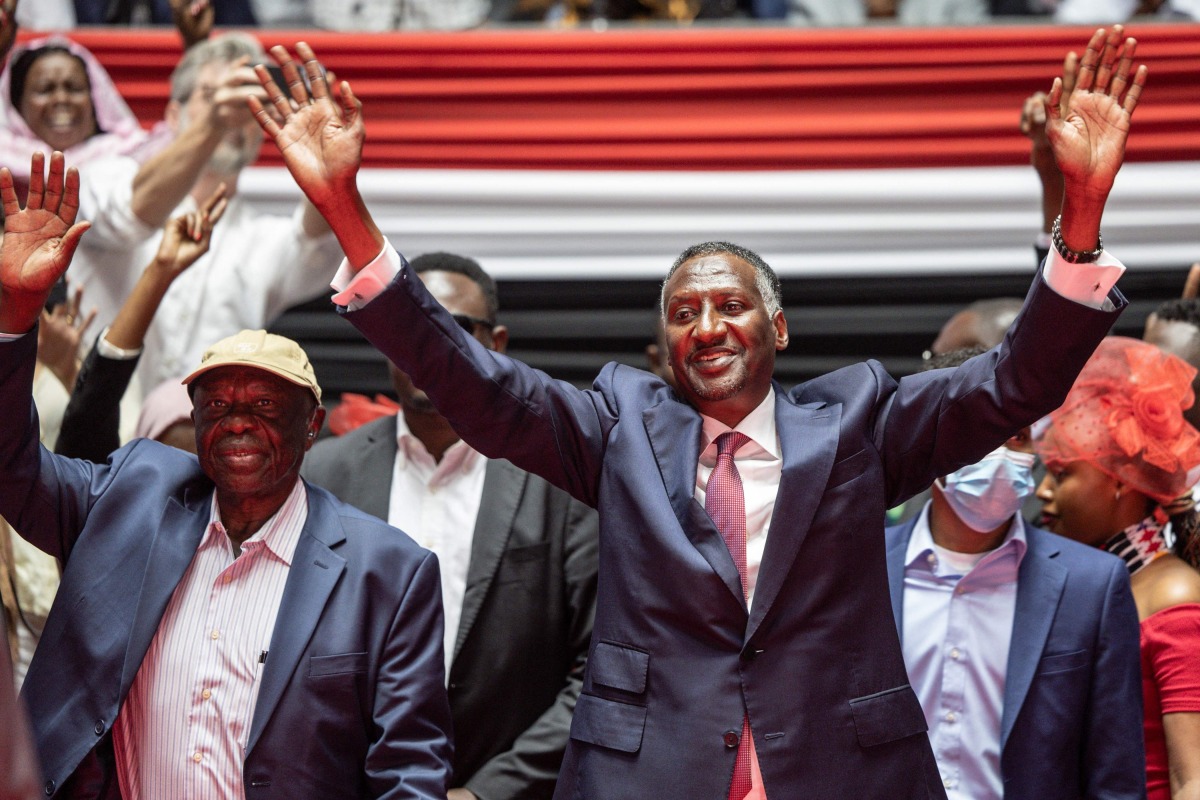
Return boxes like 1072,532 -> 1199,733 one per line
1021,51 -> 1077,239
55,185 -> 227,462
0,152 -> 91,335
249,43 -> 382,268
1047,25 -> 1147,255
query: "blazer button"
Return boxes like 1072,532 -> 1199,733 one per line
95,720 -> 105,735
723,730 -> 740,748
44,780 -> 55,796
741,646 -> 760,661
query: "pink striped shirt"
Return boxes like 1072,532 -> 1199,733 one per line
112,480 -> 308,800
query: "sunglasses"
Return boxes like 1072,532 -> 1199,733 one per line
451,313 -> 493,334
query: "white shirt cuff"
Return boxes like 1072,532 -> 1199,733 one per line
330,240 -> 401,310
0,331 -> 26,342
97,328 -> 142,360
1041,246 -> 1125,311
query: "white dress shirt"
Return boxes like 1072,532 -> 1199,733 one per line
386,412 -> 486,678
112,480 -> 308,800
901,504 -> 1027,800
74,156 -> 340,397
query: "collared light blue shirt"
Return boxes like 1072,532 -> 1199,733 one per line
901,503 -> 1028,800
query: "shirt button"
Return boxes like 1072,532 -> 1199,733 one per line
949,648 -> 961,660
944,777 -> 954,789
210,630 -> 220,640
926,553 -> 937,565
945,711 -> 957,723
192,752 -> 203,763
202,688 -> 212,700
723,730 -> 740,748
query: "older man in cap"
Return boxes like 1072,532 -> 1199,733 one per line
0,152 -> 452,799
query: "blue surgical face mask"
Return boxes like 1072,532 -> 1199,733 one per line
936,447 -> 1037,533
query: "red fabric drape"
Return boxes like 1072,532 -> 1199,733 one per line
22,24 -> 1200,171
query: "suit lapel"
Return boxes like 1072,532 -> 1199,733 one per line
351,418 -> 397,520
643,398 -> 744,608
120,483 -> 211,695
247,488 -> 347,753
885,519 -> 917,636
454,459 -> 524,661
1000,529 -> 1066,748
747,393 -> 840,642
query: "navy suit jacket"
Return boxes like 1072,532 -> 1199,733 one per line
344,249 -> 1123,800
885,514 -> 1145,800
0,332 -> 453,800
302,415 -> 599,800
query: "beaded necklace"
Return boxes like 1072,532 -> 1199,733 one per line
1102,515 -> 1170,577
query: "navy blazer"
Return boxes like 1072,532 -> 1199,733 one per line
885,514 -> 1145,800
0,332 -> 453,800
302,414 -> 599,800
344,249 -> 1123,800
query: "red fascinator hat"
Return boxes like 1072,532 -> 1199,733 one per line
1038,336 -> 1200,505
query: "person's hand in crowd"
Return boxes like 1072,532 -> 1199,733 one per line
0,152 -> 90,335
151,183 -> 227,279
206,57 -> 269,135
0,0 -> 17,63
104,183 -> 227,352
447,789 -> 478,800
1021,51 -> 1077,234
38,282 -> 94,390
250,42 -> 382,268
1180,263 -> 1200,299
1045,25 -> 1147,253
170,0 -> 214,50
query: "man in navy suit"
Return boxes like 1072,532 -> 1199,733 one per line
0,153 -> 452,798
884,349 -> 1144,800
252,29 -> 1143,800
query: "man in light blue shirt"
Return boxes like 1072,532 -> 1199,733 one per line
885,348 -> 1146,800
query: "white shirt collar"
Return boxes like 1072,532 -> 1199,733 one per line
394,410 -> 482,477
699,387 -> 781,462
904,501 -> 1028,575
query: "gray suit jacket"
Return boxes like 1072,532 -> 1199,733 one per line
302,415 -> 599,800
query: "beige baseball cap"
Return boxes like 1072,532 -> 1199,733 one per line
182,329 -> 321,403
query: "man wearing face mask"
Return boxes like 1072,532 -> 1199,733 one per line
883,347 -> 1145,800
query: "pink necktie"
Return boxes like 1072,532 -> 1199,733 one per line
706,431 -> 753,800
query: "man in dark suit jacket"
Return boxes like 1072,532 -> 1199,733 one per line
302,252 -> 598,800
252,31 -> 1143,799
0,153 -> 452,798
883,352 -> 1143,800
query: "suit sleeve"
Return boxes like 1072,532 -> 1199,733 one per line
54,340 -> 139,463
366,549 -> 455,800
342,244 -> 616,507
0,332 -> 105,562
463,498 -> 599,800
871,263 -> 1125,507
1082,561 -> 1146,800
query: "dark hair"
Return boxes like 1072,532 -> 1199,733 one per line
661,240 -> 782,316
921,345 -> 989,372
409,251 -> 499,322
1153,298 -> 1200,329
10,45 -> 91,112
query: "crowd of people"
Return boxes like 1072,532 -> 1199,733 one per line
0,7 -> 1197,800
8,0 -> 1200,30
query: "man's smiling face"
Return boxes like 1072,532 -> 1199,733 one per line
662,252 -> 788,427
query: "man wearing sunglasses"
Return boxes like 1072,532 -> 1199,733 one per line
302,251 -> 598,800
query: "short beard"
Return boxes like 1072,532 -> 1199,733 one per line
685,371 -> 746,403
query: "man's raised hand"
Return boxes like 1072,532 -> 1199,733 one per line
0,152 -> 90,334
1045,26 -> 1147,204
250,43 -> 365,210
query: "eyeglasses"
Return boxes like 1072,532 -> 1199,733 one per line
451,314 -> 493,335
